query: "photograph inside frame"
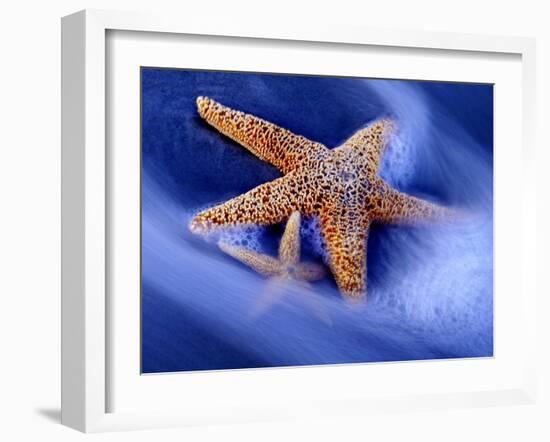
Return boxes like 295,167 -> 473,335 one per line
140,67 -> 494,374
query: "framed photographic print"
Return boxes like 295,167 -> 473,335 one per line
140,69 -> 494,374
61,9 -> 538,432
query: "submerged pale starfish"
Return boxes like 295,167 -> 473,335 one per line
219,211 -> 326,283
218,212 -> 330,323
191,96 -> 454,299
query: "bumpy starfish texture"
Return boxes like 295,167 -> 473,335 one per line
191,96 -> 454,299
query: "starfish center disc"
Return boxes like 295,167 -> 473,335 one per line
339,170 -> 357,183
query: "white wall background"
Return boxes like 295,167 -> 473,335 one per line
0,1 -> 548,441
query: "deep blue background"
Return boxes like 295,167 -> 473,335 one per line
141,68 -> 493,373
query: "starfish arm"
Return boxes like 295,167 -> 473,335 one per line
342,118 -> 395,171
219,242 -> 282,277
319,210 -> 369,299
294,262 -> 326,281
278,211 -> 301,266
196,96 -> 327,174
372,187 -> 453,224
191,174 -> 301,232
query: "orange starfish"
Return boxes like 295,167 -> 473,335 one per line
191,97 -> 453,300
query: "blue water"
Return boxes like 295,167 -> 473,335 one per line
141,68 -> 493,373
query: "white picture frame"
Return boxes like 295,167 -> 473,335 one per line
61,9 -> 538,433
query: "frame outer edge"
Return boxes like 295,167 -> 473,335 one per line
60,7 -> 538,432
84,9 -> 108,432
62,9 -> 108,433
88,8 -> 531,55
520,39 -> 537,403
61,10 -> 87,432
